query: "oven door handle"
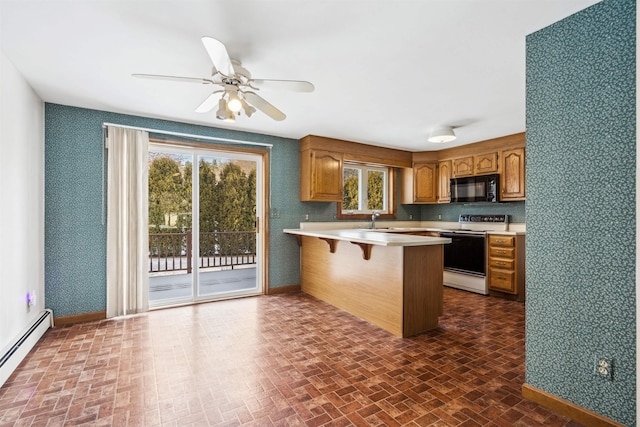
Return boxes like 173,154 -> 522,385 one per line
441,232 -> 485,239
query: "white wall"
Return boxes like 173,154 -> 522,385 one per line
0,47 -> 45,355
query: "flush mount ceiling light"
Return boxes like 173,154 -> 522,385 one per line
428,126 -> 456,143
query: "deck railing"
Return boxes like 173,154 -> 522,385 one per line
149,230 -> 256,273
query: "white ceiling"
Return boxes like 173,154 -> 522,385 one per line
0,0 -> 601,151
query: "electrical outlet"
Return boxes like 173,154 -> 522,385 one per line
409,214 -> 413,220
438,214 -> 442,220
26,291 -> 36,307
594,356 -> 613,381
304,214 -> 309,221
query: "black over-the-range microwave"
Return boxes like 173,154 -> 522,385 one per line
450,174 -> 500,203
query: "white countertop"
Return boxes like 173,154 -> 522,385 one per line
284,228 -> 452,247
296,221 -> 526,235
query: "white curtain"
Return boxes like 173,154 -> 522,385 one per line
106,126 -> 149,318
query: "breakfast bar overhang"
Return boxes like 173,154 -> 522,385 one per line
284,229 -> 451,338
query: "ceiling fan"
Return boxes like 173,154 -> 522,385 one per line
133,37 -> 314,122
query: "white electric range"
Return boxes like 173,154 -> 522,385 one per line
439,214 -> 509,295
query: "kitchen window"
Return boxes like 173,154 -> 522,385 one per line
338,163 -> 397,219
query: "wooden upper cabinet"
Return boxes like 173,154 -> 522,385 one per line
401,162 -> 437,204
300,148 -> 343,202
437,160 -> 452,203
501,147 -> 526,200
474,152 -> 499,175
299,135 -> 412,202
452,152 -> 498,178
452,156 -> 474,177
414,163 -> 438,203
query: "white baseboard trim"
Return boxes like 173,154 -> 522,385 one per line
0,309 -> 54,388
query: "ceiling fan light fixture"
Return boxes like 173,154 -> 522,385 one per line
216,98 -> 234,122
428,126 -> 456,143
227,91 -> 242,113
135,37 -> 313,122
240,99 -> 256,117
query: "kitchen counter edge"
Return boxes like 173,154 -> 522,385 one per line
283,229 -> 452,247
297,221 -> 526,235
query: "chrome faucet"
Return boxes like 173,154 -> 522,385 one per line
371,211 -> 381,229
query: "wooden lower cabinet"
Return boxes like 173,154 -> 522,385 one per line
487,234 -> 525,301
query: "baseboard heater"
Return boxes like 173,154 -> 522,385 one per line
0,309 -> 54,388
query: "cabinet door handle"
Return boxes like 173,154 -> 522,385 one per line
496,250 -> 506,255
496,261 -> 506,266
495,239 -> 506,243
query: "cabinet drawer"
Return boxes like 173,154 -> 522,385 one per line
488,268 -> 516,293
489,247 -> 515,258
489,258 -> 514,270
488,235 -> 515,247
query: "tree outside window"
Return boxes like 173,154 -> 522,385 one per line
341,164 -> 388,214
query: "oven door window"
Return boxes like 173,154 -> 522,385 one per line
441,233 -> 486,276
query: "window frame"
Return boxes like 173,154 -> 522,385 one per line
337,163 -> 397,220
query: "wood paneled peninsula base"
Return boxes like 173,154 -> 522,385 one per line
284,229 -> 451,338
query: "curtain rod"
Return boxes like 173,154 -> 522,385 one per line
102,122 -> 274,148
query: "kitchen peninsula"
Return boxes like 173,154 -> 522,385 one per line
284,228 -> 451,337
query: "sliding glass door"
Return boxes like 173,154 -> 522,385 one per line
147,144 -> 263,307
148,150 -> 194,303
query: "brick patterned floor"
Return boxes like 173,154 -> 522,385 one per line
0,288 -> 584,426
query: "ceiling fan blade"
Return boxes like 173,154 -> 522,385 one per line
132,73 -> 213,84
251,79 -> 315,93
201,37 -> 235,77
243,91 -> 286,121
195,91 -> 223,113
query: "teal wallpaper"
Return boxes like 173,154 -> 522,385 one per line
525,0 -> 635,425
45,105 -> 421,317
44,103 -> 521,318
44,104 -> 328,316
